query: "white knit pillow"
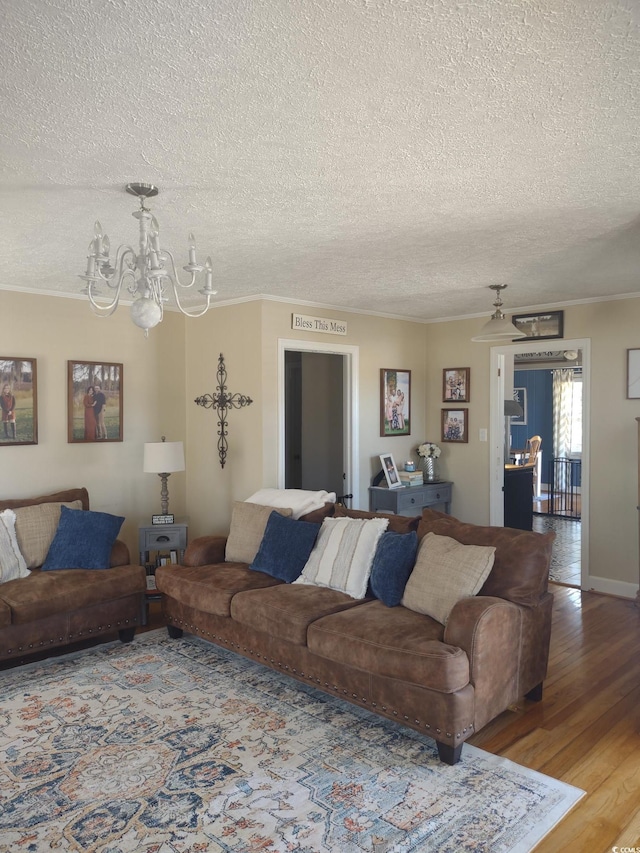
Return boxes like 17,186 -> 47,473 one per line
0,509 -> 29,583
295,517 -> 388,599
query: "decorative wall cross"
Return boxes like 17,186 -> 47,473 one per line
194,353 -> 253,469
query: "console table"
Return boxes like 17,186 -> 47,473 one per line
369,481 -> 452,517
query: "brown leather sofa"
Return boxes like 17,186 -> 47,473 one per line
156,506 -> 555,764
0,488 -> 147,663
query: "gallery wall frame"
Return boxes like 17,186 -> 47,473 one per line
0,356 -> 38,446
68,360 -> 123,443
441,408 -> 468,443
442,367 -> 470,403
380,368 -> 411,436
511,310 -> 564,341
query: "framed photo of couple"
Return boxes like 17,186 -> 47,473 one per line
67,360 -> 123,443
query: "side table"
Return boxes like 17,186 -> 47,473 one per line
369,482 -> 453,517
139,520 -> 188,600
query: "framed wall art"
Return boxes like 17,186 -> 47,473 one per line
379,453 -> 402,489
512,388 -> 527,424
68,360 -> 123,443
511,310 -> 564,341
442,367 -> 470,403
441,408 -> 468,443
627,349 -> 640,399
0,356 -> 38,445
380,368 -> 411,436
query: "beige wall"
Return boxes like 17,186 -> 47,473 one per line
426,298 -> 640,596
6,289 -> 640,598
184,300 -> 428,537
2,290 -> 187,559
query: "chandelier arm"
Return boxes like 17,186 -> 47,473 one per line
158,249 -> 199,290
94,245 -> 137,287
86,270 -> 131,316
170,285 -> 214,318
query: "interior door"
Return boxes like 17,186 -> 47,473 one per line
284,350 -> 345,497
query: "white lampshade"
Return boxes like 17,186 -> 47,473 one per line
472,315 -> 526,342
143,440 -> 185,474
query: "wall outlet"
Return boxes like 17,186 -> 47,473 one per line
479,428 -> 488,442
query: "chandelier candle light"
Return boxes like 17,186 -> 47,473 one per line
80,183 -> 217,336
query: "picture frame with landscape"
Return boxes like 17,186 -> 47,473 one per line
68,360 -> 123,443
0,356 -> 38,446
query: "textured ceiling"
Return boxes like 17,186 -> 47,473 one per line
1,0 -> 639,322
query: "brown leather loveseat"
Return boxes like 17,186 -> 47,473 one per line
156,504 -> 555,764
0,488 -> 147,663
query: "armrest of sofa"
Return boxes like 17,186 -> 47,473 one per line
109,539 -> 131,567
444,595 -> 523,729
182,535 -> 228,567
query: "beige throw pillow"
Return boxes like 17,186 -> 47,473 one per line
0,509 -> 29,582
402,532 -> 496,625
225,502 -> 293,564
294,516 -> 389,599
13,500 -> 83,569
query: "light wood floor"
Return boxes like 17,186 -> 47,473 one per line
469,584 -> 640,852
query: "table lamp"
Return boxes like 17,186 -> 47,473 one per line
143,436 -> 185,523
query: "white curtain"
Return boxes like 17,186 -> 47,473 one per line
552,368 -> 574,494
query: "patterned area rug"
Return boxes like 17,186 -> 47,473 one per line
0,630 -> 583,853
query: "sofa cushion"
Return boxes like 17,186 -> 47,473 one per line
231,583 -> 368,646
225,502 -> 293,564
402,533 -> 495,625
307,600 -> 470,693
418,511 -> 555,606
333,503 -> 420,534
0,564 -> 145,624
294,517 -> 388,599
41,507 -> 125,571
155,563 -> 282,618
0,598 -> 11,628
13,500 -> 84,569
0,509 -> 29,583
250,512 -> 320,582
369,530 -> 418,607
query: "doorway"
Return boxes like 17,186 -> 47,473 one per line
277,339 -> 360,507
490,338 -> 590,590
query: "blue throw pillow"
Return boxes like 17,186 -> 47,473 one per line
369,530 -> 419,607
41,506 -> 125,571
250,511 -> 320,583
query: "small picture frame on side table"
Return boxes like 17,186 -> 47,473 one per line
441,408 -> 468,443
379,453 -> 403,488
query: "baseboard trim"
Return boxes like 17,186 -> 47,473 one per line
586,575 -> 638,600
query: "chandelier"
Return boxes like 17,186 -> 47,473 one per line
80,182 -> 217,336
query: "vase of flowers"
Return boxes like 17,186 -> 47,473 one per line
417,442 -> 441,482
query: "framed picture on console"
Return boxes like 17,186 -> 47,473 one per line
441,408 -> 468,443
68,360 -> 123,443
380,368 -> 411,436
379,453 -> 402,489
0,356 -> 38,446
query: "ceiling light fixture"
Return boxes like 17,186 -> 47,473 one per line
471,284 -> 526,342
79,182 -> 217,336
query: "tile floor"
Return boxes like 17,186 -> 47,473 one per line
533,513 -> 581,586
